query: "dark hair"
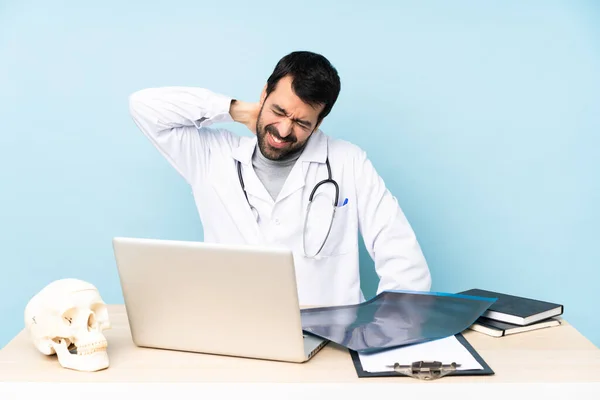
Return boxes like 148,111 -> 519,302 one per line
265,51 -> 341,124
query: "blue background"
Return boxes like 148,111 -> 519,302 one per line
1,0 -> 599,348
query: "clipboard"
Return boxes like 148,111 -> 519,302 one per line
349,333 -> 494,379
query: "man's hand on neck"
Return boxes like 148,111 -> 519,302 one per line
229,99 -> 260,135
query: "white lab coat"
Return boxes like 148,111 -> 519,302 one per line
128,86 -> 431,306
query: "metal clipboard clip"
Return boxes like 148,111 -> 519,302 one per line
386,360 -> 460,381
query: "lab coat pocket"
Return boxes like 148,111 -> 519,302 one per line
304,201 -> 354,258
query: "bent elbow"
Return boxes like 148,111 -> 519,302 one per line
128,89 -> 147,119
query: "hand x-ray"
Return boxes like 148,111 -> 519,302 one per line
300,290 -> 496,352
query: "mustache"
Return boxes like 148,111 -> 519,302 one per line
265,124 -> 297,143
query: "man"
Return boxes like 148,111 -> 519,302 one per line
128,51 -> 431,306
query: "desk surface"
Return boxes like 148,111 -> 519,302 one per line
1,304 -> 599,384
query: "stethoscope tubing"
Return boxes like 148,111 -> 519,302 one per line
237,156 -> 340,258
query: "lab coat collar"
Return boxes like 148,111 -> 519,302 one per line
231,135 -> 258,166
297,129 -> 328,164
231,130 -> 328,166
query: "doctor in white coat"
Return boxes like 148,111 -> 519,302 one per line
128,51 -> 431,307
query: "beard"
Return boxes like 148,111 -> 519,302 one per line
256,105 -> 307,161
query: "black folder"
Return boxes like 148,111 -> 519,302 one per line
349,333 -> 495,378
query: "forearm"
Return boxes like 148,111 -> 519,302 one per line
128,86 -> 234,184
369,212 -> 432,293
356,152 -> 432,292
129,87 -> 233,137
229,99 -> 249,122
228,99 -> 259,134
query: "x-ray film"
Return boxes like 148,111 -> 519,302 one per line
300,290 -> 496,353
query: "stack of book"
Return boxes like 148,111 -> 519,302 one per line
459,288 -> 564,338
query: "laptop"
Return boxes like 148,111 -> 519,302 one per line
111,237 -> 328,363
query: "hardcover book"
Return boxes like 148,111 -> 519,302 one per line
458,288 -> 563,326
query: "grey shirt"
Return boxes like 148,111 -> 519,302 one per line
252,145 -> 302,201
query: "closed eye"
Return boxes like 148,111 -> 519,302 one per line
272,105 -> 287,117
271,105 -> 312,130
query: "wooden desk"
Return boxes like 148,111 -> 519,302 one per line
1,305 -> 600,397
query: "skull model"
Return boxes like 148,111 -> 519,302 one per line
24,278 -> 111,372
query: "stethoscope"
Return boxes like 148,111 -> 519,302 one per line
237,157 -> 339,259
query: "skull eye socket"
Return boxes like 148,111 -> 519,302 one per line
90,303 -> 108,330
87,313 -> 97,331
60,304 -> 107,330
91,304 -> 108,320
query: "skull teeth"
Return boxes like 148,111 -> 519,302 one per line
75,341 -> 108,356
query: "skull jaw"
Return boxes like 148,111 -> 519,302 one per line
52,339 -> 109,372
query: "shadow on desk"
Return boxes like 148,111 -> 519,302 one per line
1,304 -> 599,383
